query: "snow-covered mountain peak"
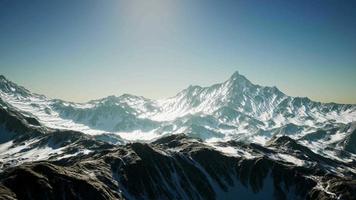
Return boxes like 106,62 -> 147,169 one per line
0,75 -> 32,98
226,71 -> 253,86
88,95 -> 120,104
224,72 -> 286,98
89,94 -> 150,104
173,71 -> 254,101
0,75 -> 14,89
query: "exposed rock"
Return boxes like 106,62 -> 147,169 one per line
0,163 -> 119,200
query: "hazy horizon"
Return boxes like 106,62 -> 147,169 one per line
1,0 -> 355,104
2,71 -> 356,105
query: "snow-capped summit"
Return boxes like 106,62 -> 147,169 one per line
153,71 -> 289,123
226,70 -> 253,87
0,75 -> 32,98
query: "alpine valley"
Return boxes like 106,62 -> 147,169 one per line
0,72 -> 355,200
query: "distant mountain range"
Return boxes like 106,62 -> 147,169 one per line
0,72 -> 355,199
1,72 -> 355,149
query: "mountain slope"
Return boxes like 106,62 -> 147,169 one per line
1,134 -> 355,200
0,102 -> 116,169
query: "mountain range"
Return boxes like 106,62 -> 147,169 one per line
0,72 -> 355,200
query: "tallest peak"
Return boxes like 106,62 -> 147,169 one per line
229,71 -> 247,79
231,71 -> 241,77
228,71 -> 251,84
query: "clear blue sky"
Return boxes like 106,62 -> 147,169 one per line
0,0 -> 355,103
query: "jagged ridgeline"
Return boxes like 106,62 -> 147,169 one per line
0,73 -> 356,200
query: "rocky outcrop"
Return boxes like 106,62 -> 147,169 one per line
1,134 -> 354,199
0,162 -> 119,200
0,100 -> 43,143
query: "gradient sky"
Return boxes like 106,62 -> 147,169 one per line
0,0 -> 355,104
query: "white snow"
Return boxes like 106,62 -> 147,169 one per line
0,138 -> 92,168
0,139 -> 64,166
275,153 -> 305,166
205,143 -> 257,159
116,129 -> 161,141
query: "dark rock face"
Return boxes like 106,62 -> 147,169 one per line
0,133 -> 355,200
308,177 -> 356,200
339,129 -> 356,154
0,163 -> 119,200
299,130 -> 330,141
0,103 -> 43,143
0,184 -> 17,200
103,142 -> 217,200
